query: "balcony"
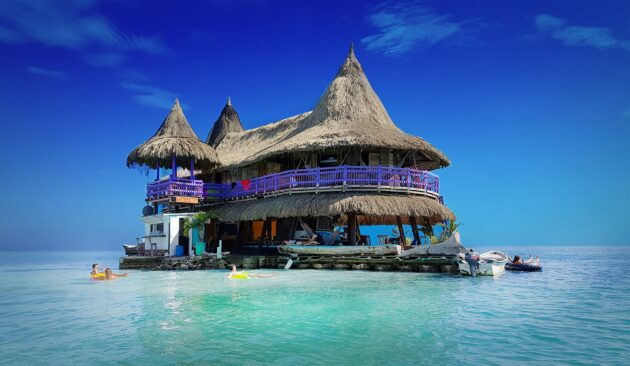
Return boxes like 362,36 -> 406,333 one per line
146,178 -> 204,203
203,165 -> 440,202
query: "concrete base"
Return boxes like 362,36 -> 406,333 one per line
120,254 -> 459,274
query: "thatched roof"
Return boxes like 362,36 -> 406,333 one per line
214,193 -> 455,225
216,45 -> 450,170
206,97 -> 245,147
127,99 -> 221,170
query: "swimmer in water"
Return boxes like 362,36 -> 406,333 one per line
92,267 -> 128,281
228,264 -> 275,279
91,263 -> 103,275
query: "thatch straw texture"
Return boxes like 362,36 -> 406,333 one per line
216,45 -> 449,170
127,100 -> 221,170
215,193 -> 455,225
206,97 -> 245,147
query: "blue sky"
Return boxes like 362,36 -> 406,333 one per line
0,0 -> 628,250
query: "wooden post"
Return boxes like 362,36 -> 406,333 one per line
190,159 -> 195,180
355,215 -> 362,245
258,218 -> 270,254
235,221 -> 244,254
156,163 -> 160,181
396,216 -> 407,247
410,216 -> 420,245
348,213 -> 357,245
171,155 -> 177,179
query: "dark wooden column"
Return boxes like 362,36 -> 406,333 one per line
409,216 -> 420,245
347,213 -> 357,245
235,221 -> 244,254
355,215 -> 362,245
396,216 -> 407,246
258,218 -> 270,254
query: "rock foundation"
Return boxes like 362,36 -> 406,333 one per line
119,255 -> 459,274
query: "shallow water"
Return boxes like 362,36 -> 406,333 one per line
0,247 -> 629,365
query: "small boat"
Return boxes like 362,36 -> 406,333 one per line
278,244 -> 401,256
122,244 -> 139,256
457,250 -> 508,276
401,231 -> 467,257
505,257 -> 542,272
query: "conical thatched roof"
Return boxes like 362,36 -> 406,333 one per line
216,45 -> 450,170
127,99 -> 221,170
206,97 -> 245,147
214,193 -> 455,225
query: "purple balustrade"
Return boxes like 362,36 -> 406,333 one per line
147,177 -> 204,200
200,165 -> 440,202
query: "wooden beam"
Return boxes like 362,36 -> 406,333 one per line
258,218 -> 270,254
355,215 -> 362,245
396,216 -> 407,247
348,213 -> 357,245
409,216 -> 420,245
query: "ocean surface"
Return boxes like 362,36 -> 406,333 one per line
0,246 -> 628,365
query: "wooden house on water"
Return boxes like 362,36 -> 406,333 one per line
126,45 -> 456,258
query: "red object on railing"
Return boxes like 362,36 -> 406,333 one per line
200,165 -> 440,202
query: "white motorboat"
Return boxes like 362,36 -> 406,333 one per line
457,250 -> 508,276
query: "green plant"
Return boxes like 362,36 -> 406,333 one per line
438,220 -> 461,237
182,211 -> 217,242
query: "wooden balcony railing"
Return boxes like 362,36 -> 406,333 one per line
202,165 -> 440,201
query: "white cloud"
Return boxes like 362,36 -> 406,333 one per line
26,65 -> 67,79
535,14 -> 630,51
120,82 -> 184,110
0,0 -> 168,54
361,1 -> 477,55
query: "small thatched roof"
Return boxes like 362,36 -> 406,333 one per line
127,99 -> 221,170
216,45 -> 450,170
206,97 -> 245,147
214,193 -> 454,225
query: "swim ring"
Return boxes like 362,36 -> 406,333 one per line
231,272 -> 249,279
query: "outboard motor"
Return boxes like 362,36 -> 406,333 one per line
464,251 -> 480,277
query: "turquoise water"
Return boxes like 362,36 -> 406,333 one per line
1,247 -> 629,365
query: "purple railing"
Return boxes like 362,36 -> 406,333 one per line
202,165 -> 439,201
147,178 -> 204,200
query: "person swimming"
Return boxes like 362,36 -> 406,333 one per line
91,267 -> 128,281
228,264 -> 275,279
511,255 -> 523,264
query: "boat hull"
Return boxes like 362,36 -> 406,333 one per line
457,260 -> 506,276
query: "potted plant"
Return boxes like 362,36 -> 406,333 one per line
183,211 -> 217,256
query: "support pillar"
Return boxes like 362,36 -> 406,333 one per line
156,163 -> 160,181
396,216 -> 407,247
258,218 -> 270,254
171,155 -> 177,179
410,216 -> 420,245
190,159 -> 195,180
355,215 -> 362,245
347,213 -> 357,245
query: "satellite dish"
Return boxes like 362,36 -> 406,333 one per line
142,205 -> 154,216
